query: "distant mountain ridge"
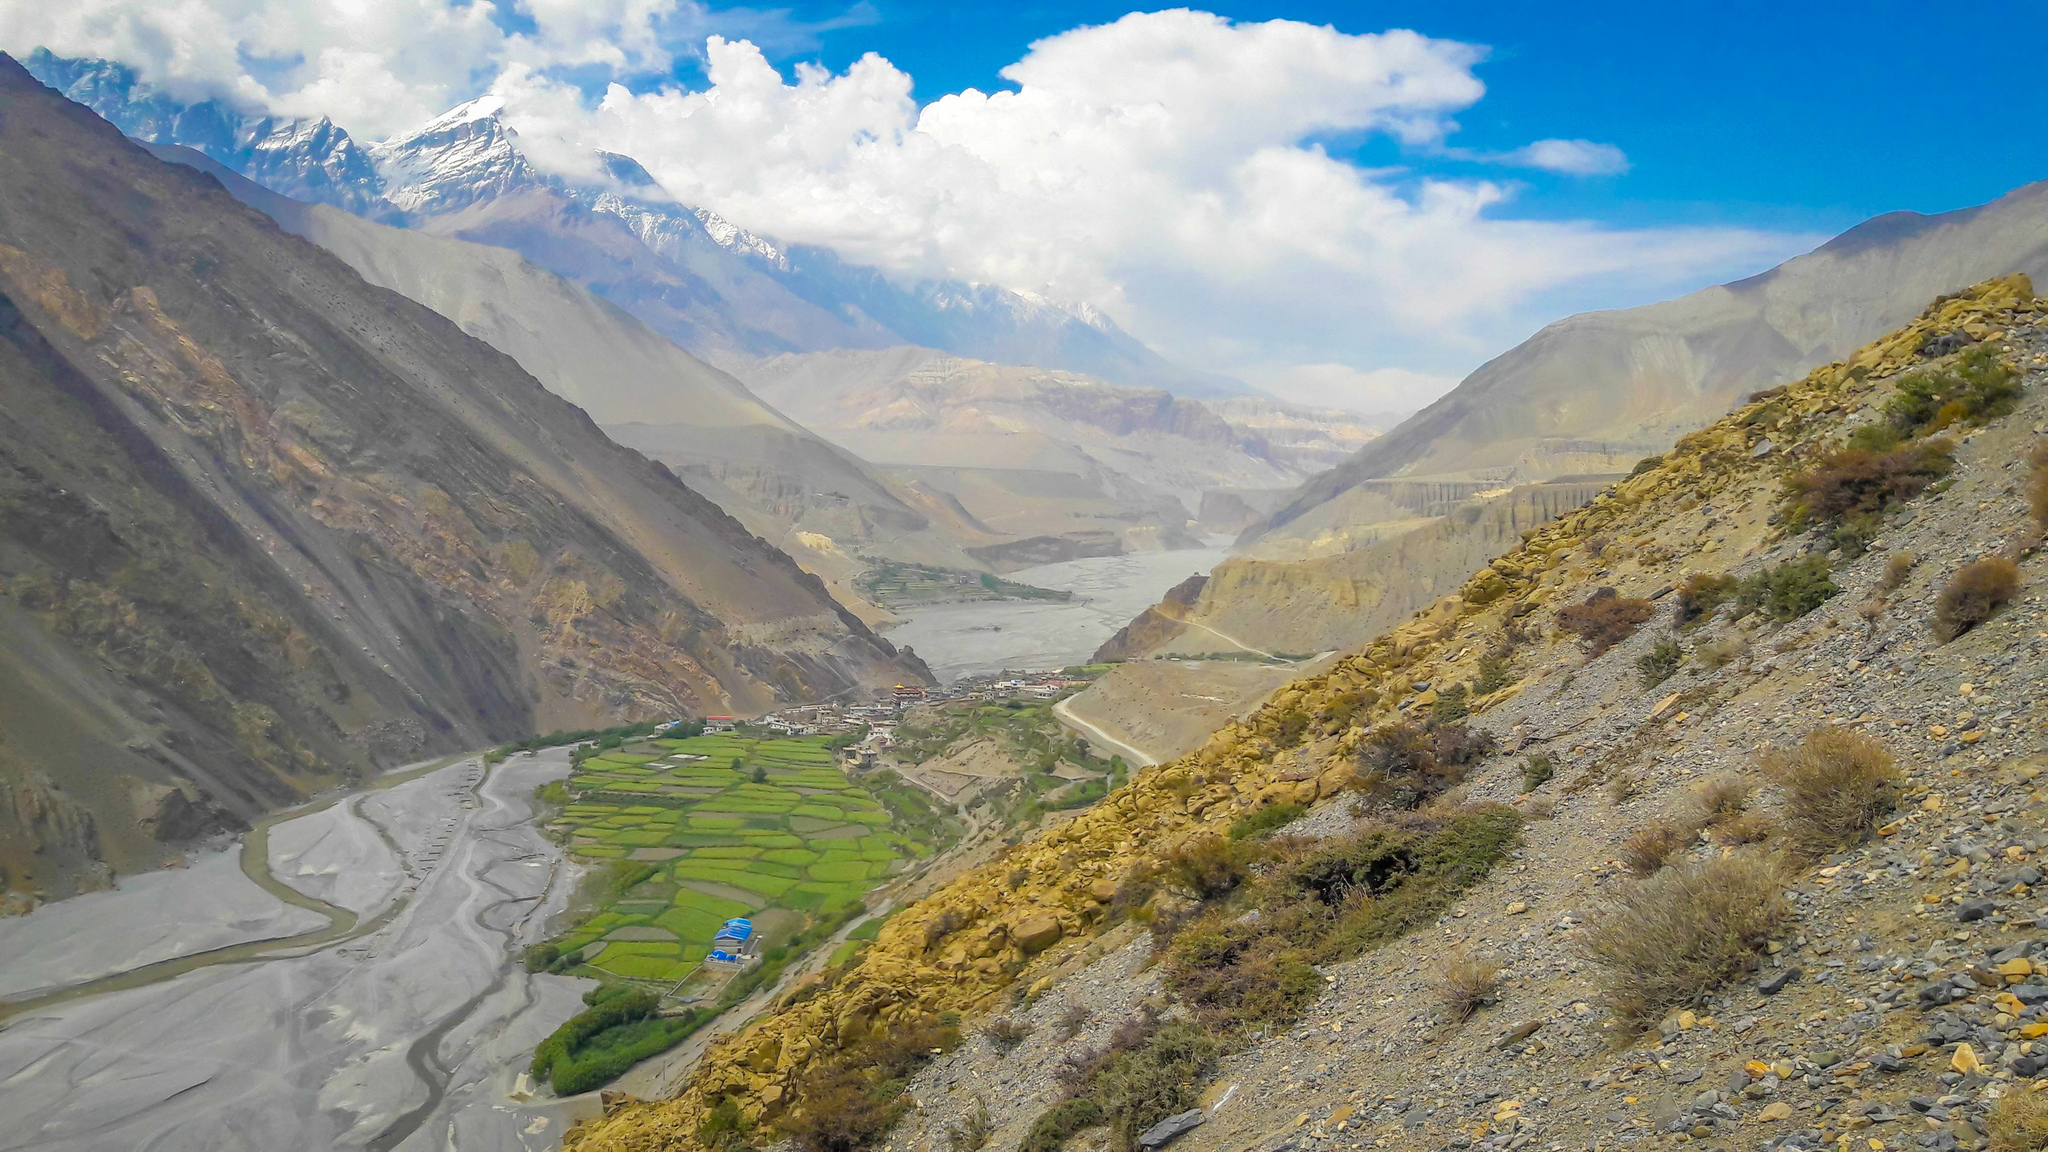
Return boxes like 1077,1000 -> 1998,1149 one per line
26,49 -> 1244,397
1245,175 -> 2048,545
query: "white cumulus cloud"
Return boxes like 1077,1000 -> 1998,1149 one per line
0,5 -> 1817,410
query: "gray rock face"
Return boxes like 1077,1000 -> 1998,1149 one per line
1138,1109 -> 1207,1149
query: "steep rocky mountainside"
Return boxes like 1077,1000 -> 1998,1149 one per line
0,58 -> 924,904
732,348 -> 1376,566
146,144 -> 994,623
29,50 -> 1237,397
1247,179 -> 2048,548
570,278 -> 2048,1152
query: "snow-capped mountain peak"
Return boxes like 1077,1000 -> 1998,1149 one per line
366,97 -> 542,216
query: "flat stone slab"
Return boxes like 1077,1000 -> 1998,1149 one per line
1139,1109 -> 1206,1149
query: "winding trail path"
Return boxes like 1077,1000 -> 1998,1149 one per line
1052,697 -> 1159,767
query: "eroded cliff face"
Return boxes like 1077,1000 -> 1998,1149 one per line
567,276 -> 2041,1150
0,57 -> 925,903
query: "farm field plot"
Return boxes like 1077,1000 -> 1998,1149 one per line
547,734 -> 934,983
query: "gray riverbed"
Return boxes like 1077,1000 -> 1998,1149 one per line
885,545 -> 1231,681
0,750 -> 592,1151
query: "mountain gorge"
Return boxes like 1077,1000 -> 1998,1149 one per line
0,56 -> 925,903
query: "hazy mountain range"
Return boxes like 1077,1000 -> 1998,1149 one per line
25,49 -> 1244,399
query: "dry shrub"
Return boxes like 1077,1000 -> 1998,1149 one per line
1557,590 -> 1655,655
1582,851 -> 1790,1026
1764,727 -> 1902,855
1880,551 -> 1916,591
1711,809 -> 1777,846
946,1098 -> 995,1152
1934,556 -> 2021,641
1620,820 -> 1693,875
1675,573 -> 1739,626
1990,1087 -> 2048,1152
1691,772 -> 1753,823
1516,794 -> 1555,820
1785,439 -> 1953,526
1434,951 -> 1501,1022
1350,721 -> 1496,810
1055,999 -> 1090,1041
1161,836 -> 1256,900
1696,633 -> 1748,668
983,1016 -> 1031,1050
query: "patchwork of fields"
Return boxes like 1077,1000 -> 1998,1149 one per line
549,734 -> 932,983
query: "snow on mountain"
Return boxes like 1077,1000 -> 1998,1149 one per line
365,95 -> 548,217
24,49 -> 400,224
28,50 -> 1246,396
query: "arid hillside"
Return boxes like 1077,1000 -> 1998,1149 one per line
0,58 -> 925,905
569,277 -> 2048,1152
1248,179 -> 2048,549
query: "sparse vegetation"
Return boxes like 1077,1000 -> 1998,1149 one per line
1434,951 -> 1501,1022
1473,649 -> 1514,695
1582,851 -> 1790,1027
775,1018 -> 959,1152
1691,772 -> 1753,823
1557,590 -> 1655,655
1163,805 -> 1521,1041
1785,438 -> 1954,530
1619,820 -> 1692,875
1021,1013 -> 1217,1152
1675,573 -> 1739,626
1695,632 -> 1749,668
1764,727 -> 1902,856
1161,836 -> 1256,899
1521,755 -> 1554,793
1635,639 -> 1681,687
1988,1087 -> 2048,1152
1880,551 -> 1916,591
1736,555 -> 1838,622
1350,721 -> 1497,810
1885,343 -> 2021,436
1934,556 -> 2021,641
945,1098 -> 996,1152
1429,683 -> 1470,724
1055,998 -> 1090,1041
1228,801 -> 1307,840
983,1015 -> 1031,1050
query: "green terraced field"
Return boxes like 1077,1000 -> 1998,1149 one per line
547,734 -> 934,983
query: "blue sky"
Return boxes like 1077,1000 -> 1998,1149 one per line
711,0 -> 2048,238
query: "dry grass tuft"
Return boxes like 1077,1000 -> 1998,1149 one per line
1711,809 -> 1778,846
1880,551 -> 1916,591
1605,768 -> 1644,805
1696,632 -> 1749,668
1934,556 -> 2021,642
1582,851 -> 1790,1027
1434,951 -> 1502,1022
1691,772 -> 1753,824
1764,727 -> 1902,855
1620,820 -> 1694,875
1989,1087 -> 2048,1152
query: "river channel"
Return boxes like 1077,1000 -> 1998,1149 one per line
0,749 -> 591,1151
885,544 -> 1232,682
